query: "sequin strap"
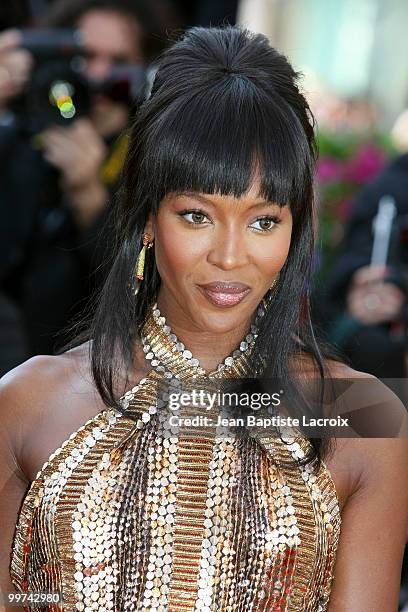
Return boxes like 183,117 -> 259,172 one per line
9,408 -> 135,597
167,421 -> 218,609
256,433 -> 341,609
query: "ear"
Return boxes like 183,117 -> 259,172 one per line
144,212 -> 155,240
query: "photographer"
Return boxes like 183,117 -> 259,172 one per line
321,153 -> 408,378
0,0 -> 176,367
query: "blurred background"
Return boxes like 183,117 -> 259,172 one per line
0,0 -> 408,607
244,0 -> 408,402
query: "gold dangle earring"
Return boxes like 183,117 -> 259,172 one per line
262,272 -> 280,310
134,232 -> 154,296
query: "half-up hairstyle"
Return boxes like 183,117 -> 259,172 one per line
67,26 -> 346,465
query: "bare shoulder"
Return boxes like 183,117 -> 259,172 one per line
293,350 -> 373,379
296,353 -> 405,417
293,353 -> 408,510
322,357 -> 407,431
0,340 -> 150,482
319,360 -> 408,510
0,343 -> 94,416
0,343 -> 103,481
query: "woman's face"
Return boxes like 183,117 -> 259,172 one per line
145,180 -> 293,334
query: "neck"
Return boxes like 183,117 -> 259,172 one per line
155,292 -> 255,372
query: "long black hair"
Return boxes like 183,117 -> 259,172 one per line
66,26 -> 346,464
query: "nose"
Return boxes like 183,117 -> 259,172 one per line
207,225 -> 250,271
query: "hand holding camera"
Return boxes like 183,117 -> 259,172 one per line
41,118 -> 108,228
0,26 -> 147,230
42,118 -> 107,188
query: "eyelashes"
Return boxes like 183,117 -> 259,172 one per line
177,208 -> 282,233
251,216 -> 281,232
178,210 -> 209,226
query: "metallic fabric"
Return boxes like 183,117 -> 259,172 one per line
10,306 -> 341,611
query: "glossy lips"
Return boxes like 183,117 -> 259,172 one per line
198,282 -> 251,308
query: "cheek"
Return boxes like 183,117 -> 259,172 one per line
258,226 -> 292,276
153,220 -> 208,285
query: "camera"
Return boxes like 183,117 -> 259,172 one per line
9,28 -> 147,133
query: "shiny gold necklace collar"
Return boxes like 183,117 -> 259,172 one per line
141,301 -> 264,380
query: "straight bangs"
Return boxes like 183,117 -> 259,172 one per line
137,75 -> 314,217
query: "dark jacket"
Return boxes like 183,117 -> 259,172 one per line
0,124 -> 116,360
327,153 -> 408,307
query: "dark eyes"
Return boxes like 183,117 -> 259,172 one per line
178,209 -> 282,233
184,211 -> 207,224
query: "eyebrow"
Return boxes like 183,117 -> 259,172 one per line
176,191 -> 283,209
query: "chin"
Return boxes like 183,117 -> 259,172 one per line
190,301 -> 256,335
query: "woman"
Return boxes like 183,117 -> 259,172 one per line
0,26 -> 407,611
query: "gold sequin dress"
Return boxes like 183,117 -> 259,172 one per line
10,304 -> 341,611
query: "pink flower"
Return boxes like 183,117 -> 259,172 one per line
316,157 -> 343,182
344,144 -> 386,183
